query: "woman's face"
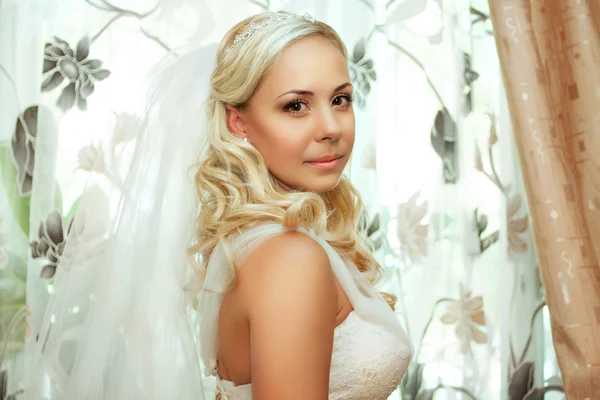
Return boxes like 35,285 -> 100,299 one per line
228,35 -> 355,193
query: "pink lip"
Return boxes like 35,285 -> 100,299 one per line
306,155 -> 344,171
309,154 -> 343,163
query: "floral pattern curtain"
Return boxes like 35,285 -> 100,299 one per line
0,0 -> 565,398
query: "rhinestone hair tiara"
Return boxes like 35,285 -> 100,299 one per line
224,12 -> 316,54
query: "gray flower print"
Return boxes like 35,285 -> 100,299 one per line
42,36 -> 111,111
358,211 -> 382,251
509,362 -> 543,400
30,209 -> 72,279
349,38 -> 377,109
11,106 -> 37,196
1,363 -> 21,400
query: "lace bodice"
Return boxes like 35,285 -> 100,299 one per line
216,310 -> 412,399
199,223 -> 413,400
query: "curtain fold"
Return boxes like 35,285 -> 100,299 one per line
489,0 -> 600,397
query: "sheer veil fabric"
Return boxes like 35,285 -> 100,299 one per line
27,43 -> 219,400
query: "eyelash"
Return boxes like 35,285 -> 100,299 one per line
283,94 -> 354,113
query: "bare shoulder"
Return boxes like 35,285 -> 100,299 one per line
236,231 -> 337,316
237,231 -> 333,290
236,231 -> 337,399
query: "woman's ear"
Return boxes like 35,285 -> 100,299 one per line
225,104 -> 248,140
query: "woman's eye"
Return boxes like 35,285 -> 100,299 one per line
283,100 -> 308,113
332,94 -> 353,107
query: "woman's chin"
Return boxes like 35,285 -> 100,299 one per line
298,175 -> 343,194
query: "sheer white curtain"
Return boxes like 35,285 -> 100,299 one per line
0,0 -> 563,398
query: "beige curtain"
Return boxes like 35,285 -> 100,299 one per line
489,0 -> 600,397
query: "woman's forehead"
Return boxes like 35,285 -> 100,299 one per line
257,36 -> 350,97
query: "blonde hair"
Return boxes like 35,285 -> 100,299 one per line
187,11 -> 395,309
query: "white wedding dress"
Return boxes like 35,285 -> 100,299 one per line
198,223 -> 413,400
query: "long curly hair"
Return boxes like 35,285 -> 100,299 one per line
186,11 -> 395,309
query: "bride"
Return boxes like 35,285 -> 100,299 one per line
27,11 -> 412,400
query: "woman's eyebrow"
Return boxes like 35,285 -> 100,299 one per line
276,82 -> 352,98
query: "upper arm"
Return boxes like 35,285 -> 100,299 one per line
237,231 -> 337,400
